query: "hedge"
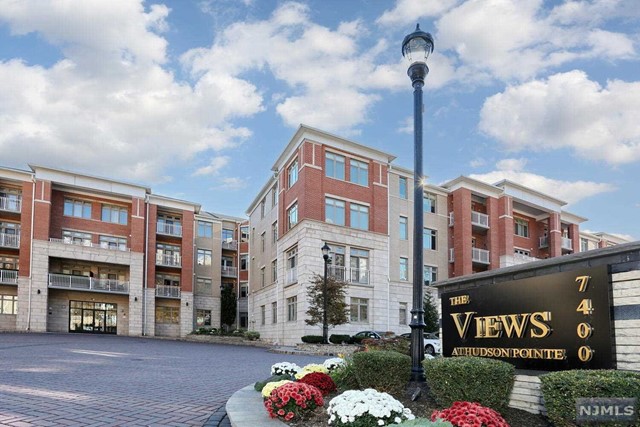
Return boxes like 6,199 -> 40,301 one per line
423,356 -> 514,412
353,350 -> 411,395
301,335 -> 324,344
329,334 -> 351,344
330,358 -> 359,392
540,369 -> 640,427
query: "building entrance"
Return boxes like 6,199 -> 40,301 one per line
69,300 -> 117,334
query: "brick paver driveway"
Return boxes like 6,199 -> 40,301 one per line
0,333 -> 324,426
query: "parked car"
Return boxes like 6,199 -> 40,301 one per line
399,332 -> 441,356
352,330 -> 386,340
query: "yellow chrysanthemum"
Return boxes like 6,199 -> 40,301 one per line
261,380 -> 292,398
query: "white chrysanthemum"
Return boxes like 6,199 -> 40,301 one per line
323,357 -> 346,371
327,389 -> 413,426
270,362 -> 300,376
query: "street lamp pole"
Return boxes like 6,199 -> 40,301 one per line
321,243 -> 331,344
402,23 -> 434,384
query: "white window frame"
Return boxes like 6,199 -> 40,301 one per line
349,159 -> 369,186
325,197 -> 345,226
288,159 -> 298,188
350,203 -> 369,230
423,228 -> 437,250
515,218 -> 529,238
399,177 -> 408,199
399,216 -> 408,240
287,203 -> 298,229
400,257 -> 409,281
350,297 -> 368,323
287,296 -> 297,322
423,194 -> 436,214
325,152 -> 345,180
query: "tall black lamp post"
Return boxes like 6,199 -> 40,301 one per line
402,24 -> 434,383
321,243 -> 331,344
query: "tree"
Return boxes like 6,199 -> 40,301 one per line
423,287 -> 439,332
221,285 -> 237,331
305,273 -> 349,330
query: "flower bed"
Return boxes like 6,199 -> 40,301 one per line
327,388 -> 415,426
264,381 -> 324,422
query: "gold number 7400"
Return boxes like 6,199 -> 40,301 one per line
575,276 -> 591,292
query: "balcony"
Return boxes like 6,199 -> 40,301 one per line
327,266 -> 370,285
222,240 -> 238,251
286,267 -> 297,285
562,237 -> 573,251
0,269 -> 18,285
0,196 -> 21,213
157,222 -> 182,237
512,253 -> 539,265
328,265 -> 346,281
471,211 -> 489,229
539,236 -> 548,248
156,253 -> 181,267
448,212 -> 454,227
472,248 -> 490,264
0,232 -> 20,248
48,273 -> 129,294
50,238 -> 130,252
221,266 -> 237,278
449,248 -> 455,263
155,285 -> 181,298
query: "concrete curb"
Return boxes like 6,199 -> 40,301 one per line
225,385 -> 285,427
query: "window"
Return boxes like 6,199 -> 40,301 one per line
287,203 -> 298,229
198,221 -> 213,238
155,273 -> 180,287
399,303 -> 408,325
350,248 -> 369,284
240,283 -> 248,298
197,249 -> 212,266
222,228 -> 234,242
239,312 -> 248,328
287,247 -> 297,270
328,246 -> 346,281
64,198 -> 91,219
580,238 -> 589,252
514,248 -> 530,256
62,230 -> 92,245
272,184 -> 278,206
288,159 -> 298,188
399,216 -> 408,240
99,235 -> 127,251
260,305 -> 266,325
400,257 -> 408,281
261,232 -> 265,252
0,295 -> 17,314
272,222 -> 278,244
399,177 -> 408,199
196,309 -> 211,327
196,277 -> 212,295
350,297 -> 368,322
423,194 -> 436,214
424,265 -> 437,285
240,255 -> 248,271
101,204 -> 127,225
260,198 -> 266,219
350,203 -> 369,230
325,152 -> 345,180
240,226 -> 249,242
272,301 -> 277,324
271,259 -> 277,282
325,197 -> 345,226
156,243 -> 180,265
0,256 -> 18,270
260,267 -> 265,288
155,306 -> 179,324
287,296 -> 297,322
514,218 -> 529,237
423,228 -> 437,250
349,159 -> 368,186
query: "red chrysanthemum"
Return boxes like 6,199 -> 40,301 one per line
432,402 -> 509,427
263,381 -> 324,422
297,372 -> 337,396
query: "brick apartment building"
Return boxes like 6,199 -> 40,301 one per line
0,165 -> 242,337
246,125 -> 631,345
0,126 -> 629,341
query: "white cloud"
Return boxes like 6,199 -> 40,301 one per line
469,170 -> 614,205
0,0 -> 261,183
434,0 -> 637,81
479,70 -> 640,165
397,116 -> 413,134
219,177 -> 249,190
496,158 -> 527,171
377,0 -> 459,27
181,2 -> 418,134
469,158 -> 485,168
193,156 -> 230,176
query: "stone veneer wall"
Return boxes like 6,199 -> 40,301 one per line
611,268 -> 640,371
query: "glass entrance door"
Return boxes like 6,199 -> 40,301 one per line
69,301 -> 117,334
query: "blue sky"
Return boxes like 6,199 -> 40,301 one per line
0,0 -> 638,239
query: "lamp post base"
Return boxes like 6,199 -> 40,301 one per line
406,380 -> 431,402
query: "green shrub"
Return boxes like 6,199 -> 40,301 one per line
363,337 -> 411,356
424,356 -> 514,412
401,419 -> 453,426
244,330 -> 260,341
232,329 -> 244,336
330,358 -> 359,392
329,334 -> 351,344
541,369 -> 640,427
353,350 -> 411,395
349,335 -> 365,344
253,374 -> 293,392
301,335 -> 324,344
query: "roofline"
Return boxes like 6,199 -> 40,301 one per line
147,193 -> 200,212
29,164 -> 151,193
270,124 -> 397,172
441,175 -> 504,197
246,175 -> 276,215
494,179 -> 567,206
0,165 -> 34,181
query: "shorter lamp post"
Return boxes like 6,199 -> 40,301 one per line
321,243 -> 331,344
